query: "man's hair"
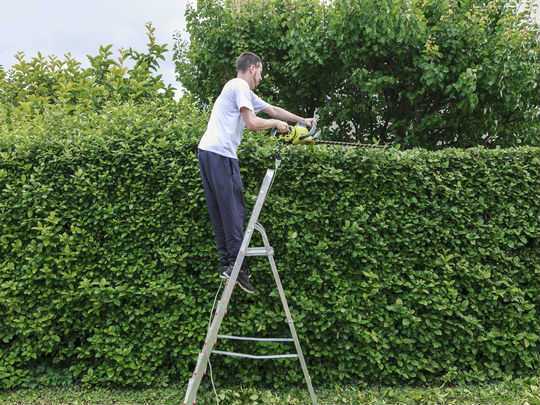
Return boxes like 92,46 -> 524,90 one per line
236,52 -> 262,72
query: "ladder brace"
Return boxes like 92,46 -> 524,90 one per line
211,350 -> 298,360
217,334 -> 294,342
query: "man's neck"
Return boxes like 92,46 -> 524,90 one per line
237,74 -> 252,89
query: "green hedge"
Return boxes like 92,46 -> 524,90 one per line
1,103 -> 540,389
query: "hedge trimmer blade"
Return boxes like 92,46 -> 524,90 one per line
271,109 -> 387,148
308,113 -> 386,147
313,139 -> 386,148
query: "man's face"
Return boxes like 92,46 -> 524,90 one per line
248,63 -> 263,89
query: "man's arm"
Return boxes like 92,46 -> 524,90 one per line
263,105 -> 314,127
241,107 -> 289,132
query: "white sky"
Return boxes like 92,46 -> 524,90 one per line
0,0 -> 189,91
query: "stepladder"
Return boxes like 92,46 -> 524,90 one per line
183,165 -> 318,405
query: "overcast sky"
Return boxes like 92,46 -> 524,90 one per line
0,0 -> 189,92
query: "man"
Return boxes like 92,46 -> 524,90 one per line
197,52 -> 314,294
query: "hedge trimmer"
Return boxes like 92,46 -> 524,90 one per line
271,114 -> 386,149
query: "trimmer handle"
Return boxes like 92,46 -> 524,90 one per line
271,125 -> 292,137
270,109 -> 319,138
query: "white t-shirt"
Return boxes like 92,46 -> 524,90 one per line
198,78 -> 270,159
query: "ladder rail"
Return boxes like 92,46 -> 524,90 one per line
258,224 -> 319,405
183,169 -> 275,405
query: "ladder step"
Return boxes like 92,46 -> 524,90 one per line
245,247 -> 274,256
217,334 -> 293,342
212,350 -> 298,360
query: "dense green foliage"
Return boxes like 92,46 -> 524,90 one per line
1,100 -> 539,389
0,23 -> 174,120
1,2 -> 539,394
175,0 -> 540,148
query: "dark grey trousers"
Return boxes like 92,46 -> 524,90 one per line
198,149 -> 246,268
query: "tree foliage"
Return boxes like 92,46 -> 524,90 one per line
0,23 -> 174,119
175,0 -> 540,148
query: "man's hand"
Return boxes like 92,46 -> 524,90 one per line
273,120 -> 289,133
303,117 -> 316,128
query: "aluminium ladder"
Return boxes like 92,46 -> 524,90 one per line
183,165 -> 318,405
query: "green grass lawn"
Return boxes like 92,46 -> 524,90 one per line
2,378 -> 540,405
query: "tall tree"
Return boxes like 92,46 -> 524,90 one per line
175,0 -> 540,148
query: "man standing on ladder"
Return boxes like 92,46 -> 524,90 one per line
198,52 -> 314,294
